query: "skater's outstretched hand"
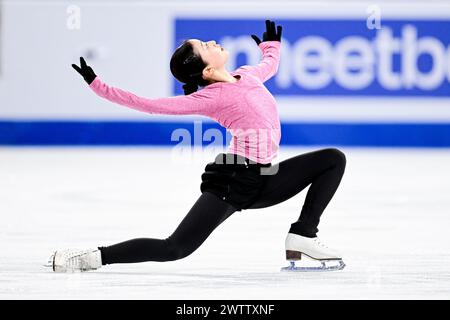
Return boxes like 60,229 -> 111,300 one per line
251,20 -> 282,46
72,57 -> 97,85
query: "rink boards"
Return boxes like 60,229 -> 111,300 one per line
0,2 -> 449,146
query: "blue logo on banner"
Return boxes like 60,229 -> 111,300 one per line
173,19 -> 450,96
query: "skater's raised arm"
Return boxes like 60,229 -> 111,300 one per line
239,20 -> 282,83
239,41 -> 281,83
88,76 -> 221,116
72,57 -> 220,116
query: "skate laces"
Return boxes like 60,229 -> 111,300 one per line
64,250 -> 93,270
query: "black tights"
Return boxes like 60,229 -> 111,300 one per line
99,148 -> 346,265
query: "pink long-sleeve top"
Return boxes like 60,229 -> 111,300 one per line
89,41 -> 281,164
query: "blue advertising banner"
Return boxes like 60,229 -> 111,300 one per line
174,19 -> 450,97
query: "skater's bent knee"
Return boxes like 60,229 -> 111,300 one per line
323,148 -> 346,168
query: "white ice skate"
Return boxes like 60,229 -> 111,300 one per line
281,233 -> 345,272
44,248 -> 102,273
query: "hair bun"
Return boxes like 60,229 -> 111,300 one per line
182,82 -> 199,95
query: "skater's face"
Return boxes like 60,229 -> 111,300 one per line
188,39 -> 229,79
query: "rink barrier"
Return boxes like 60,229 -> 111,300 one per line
1,120 -> 450,147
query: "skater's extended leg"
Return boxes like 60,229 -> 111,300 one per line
99,192 -> 237,265
248,148 -> 346,237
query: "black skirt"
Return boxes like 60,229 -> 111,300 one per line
200,153 -> 272,211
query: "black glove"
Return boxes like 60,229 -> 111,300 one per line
72,56 -> 97,85
251,20 -> 282,45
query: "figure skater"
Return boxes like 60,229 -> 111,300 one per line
47,20 -> 346,272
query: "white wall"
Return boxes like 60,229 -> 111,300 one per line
0,1 -> 176,120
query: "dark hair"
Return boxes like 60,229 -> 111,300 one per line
170,40 -> 211,95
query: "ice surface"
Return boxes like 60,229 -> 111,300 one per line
1,146 -> 450,299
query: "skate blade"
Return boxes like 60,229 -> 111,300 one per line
280,260 -> 346,272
